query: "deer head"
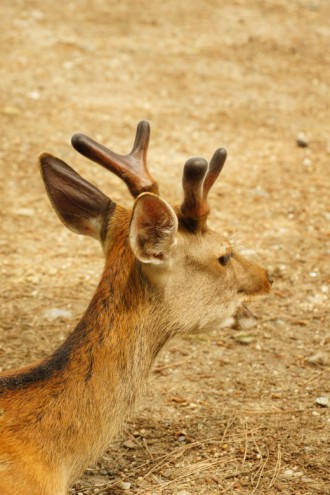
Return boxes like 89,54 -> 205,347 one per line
40,121 -> 272,337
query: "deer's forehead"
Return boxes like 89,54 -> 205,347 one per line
178,229 -> 230,258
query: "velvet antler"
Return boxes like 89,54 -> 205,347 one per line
71,121 -> 159,198
180,148 -> 227,232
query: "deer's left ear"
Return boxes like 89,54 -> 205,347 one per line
129,193 -> 178,265
39,153 -> 113,240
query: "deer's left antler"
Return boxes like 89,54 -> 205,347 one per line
71,120 -> 159,198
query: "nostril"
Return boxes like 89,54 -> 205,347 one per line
266,272 -> 273,286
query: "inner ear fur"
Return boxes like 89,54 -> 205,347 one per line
129,193 -> 178,265
39,153 -> 114,240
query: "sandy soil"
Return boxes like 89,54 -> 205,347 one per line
0,1 -> 329,494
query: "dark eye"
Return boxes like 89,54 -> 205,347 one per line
218,254 -> 232,266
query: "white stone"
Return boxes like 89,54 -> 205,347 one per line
117,481 -> 131,490
43,308 -> 72,320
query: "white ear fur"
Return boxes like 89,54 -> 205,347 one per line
129,193 -> 178,265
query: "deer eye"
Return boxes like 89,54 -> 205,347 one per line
218,253 -> 232,266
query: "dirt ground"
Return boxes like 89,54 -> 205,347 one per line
0,1 -> 329,494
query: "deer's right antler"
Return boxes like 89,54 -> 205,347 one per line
71,121 -> 159,198
180,148 -> 227,232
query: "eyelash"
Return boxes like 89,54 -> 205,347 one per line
218,253 -> 232,266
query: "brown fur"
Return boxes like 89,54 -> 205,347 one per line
0,160 -> 271,494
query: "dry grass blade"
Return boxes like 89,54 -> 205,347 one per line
223,465 -> 261,481
304,369 -> 328,385
250,450 -> 269,495
142,437 -> 154,460
240,417 -> 249,467
240,408 -> 306,416
268,443 -> 282,488
249,428 -> 270,494
217,480 -> 239,494
220,415 -> 237,445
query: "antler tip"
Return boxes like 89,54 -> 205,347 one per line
137,120 -> 150,129
211,147 -> 227,163
183,157 -> 208,183
71,133 -> 86,151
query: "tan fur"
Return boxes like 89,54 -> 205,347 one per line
0,180 -> 271,494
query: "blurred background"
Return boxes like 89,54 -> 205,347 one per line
0,1 -> 329,493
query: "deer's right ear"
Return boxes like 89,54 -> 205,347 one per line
129,193 -> 178,265
39,153 -> 114,240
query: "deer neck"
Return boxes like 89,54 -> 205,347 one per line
51,246 -> 166,461
1,230 -> 170,484
70,256 -> 163,401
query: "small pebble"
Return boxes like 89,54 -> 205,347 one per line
27,90 -> 40,100
233,333 -> 254,345
281,468 -> 294,478
274,319 -> 286,327
123,439 -> 136,449
43,308 -> 72,320
302,477 -> 314,483
117,480 -> 131,490
304,446 -> 315,453
307,352 -> 328,366
162,468 -> 172,478
16,207 -> 34,217
315,396 -> 329,408
296,132 -> 309,147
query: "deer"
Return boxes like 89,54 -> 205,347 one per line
0,121 -> 272,495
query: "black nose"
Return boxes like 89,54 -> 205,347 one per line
266,272 -> 273,285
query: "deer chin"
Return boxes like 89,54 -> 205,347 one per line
188,300 -> 239,334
